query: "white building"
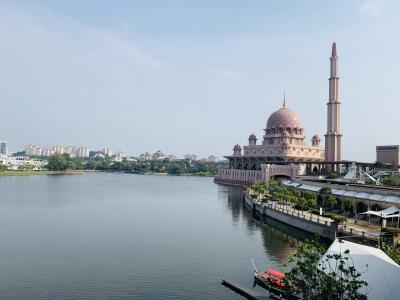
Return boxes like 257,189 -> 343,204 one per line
76,146 -> 90,158
167,154 -> 177,161
52,145 -> 65,154
42,148 -> 54,157
184,154 -> 198,162
114,151 -> 127,162
139,152 -> 151,161
207,155 -> 218,162
102,148 -> 113,157
0,156 -> 47,170
152,150 -> 165,160
25,144 -> 38,156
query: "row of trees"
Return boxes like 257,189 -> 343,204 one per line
249,181 -> 351,223
250,182 -> 355,213
45,153 -> 226,176
250,180 -> 318,211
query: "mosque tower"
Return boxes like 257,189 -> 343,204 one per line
325,42 -> 342,170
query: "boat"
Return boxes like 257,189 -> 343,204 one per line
252,259 -> 303,300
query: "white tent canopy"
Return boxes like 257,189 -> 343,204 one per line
321,239 -> 400,300
360,206 -> 400,219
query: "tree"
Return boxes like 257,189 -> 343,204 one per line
0,164 -> 7,171
307,197 -> 317,209
303,191 -> 317,201
284,239 -> 368,300
326,172 -> 340,179
251,180 -> 267,197
327,196 -> 338,208
320,186 -> 332,195
297,197 -> 308,213
46,153 -> 67,171
344,199 -> 353,214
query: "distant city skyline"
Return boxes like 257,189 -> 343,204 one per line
18,142 -> 220,161
0,0 -> 399,161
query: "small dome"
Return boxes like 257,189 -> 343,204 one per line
233,144 -> 242,150
266,106 -> 303,129
248,133 -> 257,140
312,134 -> 321,140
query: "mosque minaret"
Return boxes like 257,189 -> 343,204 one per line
325,42 -> 342,170
216,42 -> 347,185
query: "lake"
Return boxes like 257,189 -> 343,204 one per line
0,173 -> 308,299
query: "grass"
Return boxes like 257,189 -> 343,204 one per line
0,170 -> 84,176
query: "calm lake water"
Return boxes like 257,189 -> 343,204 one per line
0,173 -> 310,299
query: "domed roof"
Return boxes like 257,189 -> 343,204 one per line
248,133 -> 257,140
233,144 -> 242,150
266,106 -> 303,129
312,134 -> 321,140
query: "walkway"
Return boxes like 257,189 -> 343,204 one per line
265,201 -> 333,226
262,201 -> 381,240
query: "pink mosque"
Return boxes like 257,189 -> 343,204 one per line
217,43 -> 343,185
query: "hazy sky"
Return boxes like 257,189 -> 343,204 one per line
0,0 -> 398,161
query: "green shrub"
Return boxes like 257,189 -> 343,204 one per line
294,204 -> 309,211
381,176 -> 400,187
319,186 -> 332,195
382,227 -> 400,236
311,208 -> 322,215
326,172 -> 340,179
323,212 -> 346,223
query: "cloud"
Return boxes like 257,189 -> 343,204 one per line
358,0 -> 384,16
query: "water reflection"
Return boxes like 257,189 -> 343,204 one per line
218,184 -> 316,265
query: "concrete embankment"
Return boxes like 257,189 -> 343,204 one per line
244,193 -> 337,240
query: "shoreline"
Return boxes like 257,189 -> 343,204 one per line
0,170 -> 84,176
0,169 -> 216,178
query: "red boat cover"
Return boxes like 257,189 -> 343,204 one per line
266,268 -> 285,279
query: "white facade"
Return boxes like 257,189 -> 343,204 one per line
76,146 -> 90,158
102,148 -> 113,156
25,144 -> 89,158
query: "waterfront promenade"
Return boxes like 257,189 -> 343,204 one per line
244,193 -> 382,242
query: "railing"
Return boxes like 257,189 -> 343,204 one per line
338,224 -> 380,239
260,202 -> 333,227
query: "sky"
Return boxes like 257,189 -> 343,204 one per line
0,0 -> 398,161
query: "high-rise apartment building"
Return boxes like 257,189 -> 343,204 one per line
102,148 -> 113,156
0,141 -> 8,156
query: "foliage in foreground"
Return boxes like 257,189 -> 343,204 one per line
284,239 -> 368,300
381,242 -> 400,265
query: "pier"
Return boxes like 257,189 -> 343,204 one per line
221,278 -> 269,300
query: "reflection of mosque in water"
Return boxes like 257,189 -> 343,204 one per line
218,185 -> 323,264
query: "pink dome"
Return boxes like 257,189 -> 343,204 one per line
266,106 -> 302,129
248,133 -> 257,140
233,144 -> 242,150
